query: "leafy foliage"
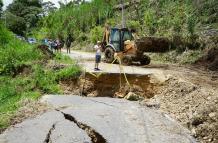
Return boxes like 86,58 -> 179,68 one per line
90,26 -> 104,43
0,0 -> 3,16
0,24 -> 42,75
39,0 -> 113,40
0,24 -> 81,130
6,0 -> 42,35
56,66 -> 81,81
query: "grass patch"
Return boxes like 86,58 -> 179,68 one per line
0,63 -> 81,131
56,66 -> 81,80
0,24 -> 81,131
54,53 -> 74,64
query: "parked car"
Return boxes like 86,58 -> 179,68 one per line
27,38 -> 37,44
16,35 -> 25,41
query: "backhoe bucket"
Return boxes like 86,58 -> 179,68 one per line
135,37 -> 170,53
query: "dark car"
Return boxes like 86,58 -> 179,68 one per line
27,38 -> 37,44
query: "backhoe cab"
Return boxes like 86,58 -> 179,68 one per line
102,28 -> 151,65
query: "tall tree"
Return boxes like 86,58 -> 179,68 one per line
42,1 -> 57,16
0,0 -> 3,16
6,0 -> 42,35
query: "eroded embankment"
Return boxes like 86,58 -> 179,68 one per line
60,73 -> 160,100
59,70 -> 218,143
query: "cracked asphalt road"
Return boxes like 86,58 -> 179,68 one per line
0,95 -> 196,143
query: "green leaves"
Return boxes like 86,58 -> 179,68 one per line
0,23 -> 12,45
90,26 -> 104,43
6,0 -> 42,35
144,9 -> 157,35
0,23 -> 42,75
0,0 -> 3,16
40,0 -> 112,39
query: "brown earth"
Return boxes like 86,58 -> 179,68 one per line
196,47 -> 218,71
60,73 -> 159,100
143,65 -> 218,143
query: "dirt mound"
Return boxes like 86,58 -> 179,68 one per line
114,83 -> 153,100
135,37 -> 170,53
196,30 -> 218,71
148,77 -> 218,142
37,45 -> 55,59
197,47 -> 218,71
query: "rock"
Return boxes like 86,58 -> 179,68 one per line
144,99 -> 160,108
209,112 -> 216,118
114,92 -> 126,98
191,128 -> 197,137
87,90 -> 98,97
191,116 -> 204,126
124,92 -> 141,101
203,136 -> 208,140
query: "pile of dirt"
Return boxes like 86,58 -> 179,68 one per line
135,37 -> 170,53
37,45 -> 55,59
114,83 -> 153,100
196,30 -> 218,71
59,77 -> 80,95
147,77 -> 218,142
196,47 -> 218,71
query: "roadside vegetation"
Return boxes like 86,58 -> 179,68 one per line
0,22 -> 81,131
33,0 -> 218,64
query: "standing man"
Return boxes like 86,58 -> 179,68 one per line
94,41 -> 102,71
66,33 -> 73,54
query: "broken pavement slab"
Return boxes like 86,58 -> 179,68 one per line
0,95 -> 197,143
0,111 -> 63,143
45,95 -> 196,143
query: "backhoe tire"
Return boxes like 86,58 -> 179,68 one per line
140,55 -> 151,65
104,47 -> 114,63
122,56 -> 132,66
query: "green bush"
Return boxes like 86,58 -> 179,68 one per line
0,23 -> 12,45
127,20 -> 140,31
54,53 -> 74,64
0,24 -> 42,75
56,66 -> 81,81
33,65 -> 61,94
90,26 -> 104,43
106,18 -> 116,27
0,75 -> 43,129
143,9 -> 157,35
0,39 -> 42,75
77,32 -> 88,43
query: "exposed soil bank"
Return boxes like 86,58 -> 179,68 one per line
60,73 -> 160,100
144,73 -> 218,143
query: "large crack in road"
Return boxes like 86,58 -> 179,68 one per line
44,123 -> 56,143
56,109 -> 107,143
